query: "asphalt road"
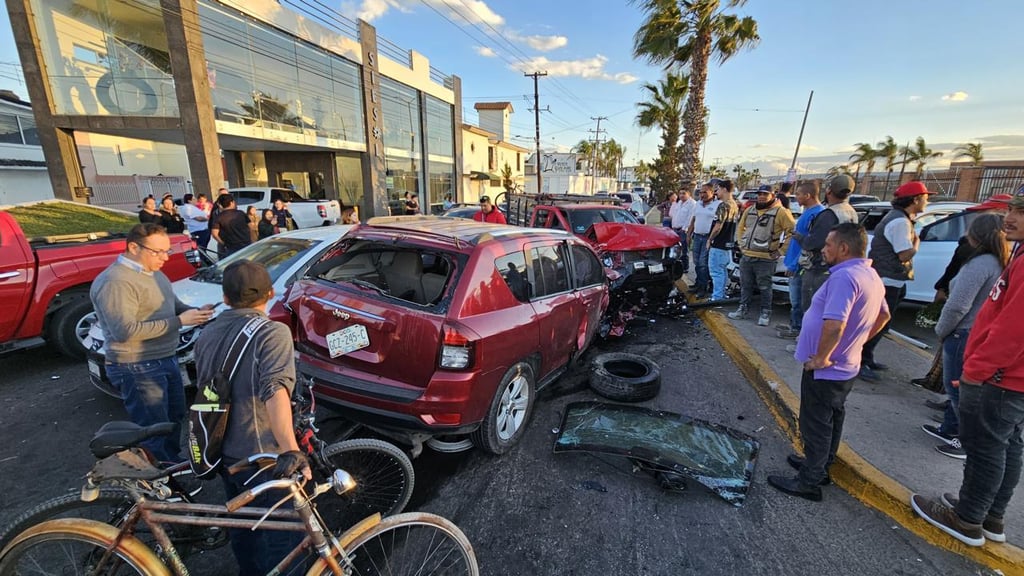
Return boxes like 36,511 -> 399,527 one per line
0,315 -> 994,576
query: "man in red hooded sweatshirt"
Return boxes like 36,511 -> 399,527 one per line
912,186 -> 1024,547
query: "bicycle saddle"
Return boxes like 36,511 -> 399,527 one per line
90,421 -> 176,459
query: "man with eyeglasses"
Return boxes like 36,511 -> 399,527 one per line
90,223 -> 215,462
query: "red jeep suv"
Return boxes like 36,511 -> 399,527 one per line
285,216 -> 609,454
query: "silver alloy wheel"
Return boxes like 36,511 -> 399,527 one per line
496,373 -> 530,441
76,312 -> 98,348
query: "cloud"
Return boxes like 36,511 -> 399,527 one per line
941,91 -> 969,102
505,31 -> 568,52
475,46 -> 496,58
343,0 -> 405,21
908,95 -> 922,102
750,143 -> 772,149
512,55 -> 638,84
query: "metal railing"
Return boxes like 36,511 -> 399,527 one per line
977,167 -> 1024,202
377,37 -> 410,67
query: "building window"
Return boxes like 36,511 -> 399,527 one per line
0,113 -> 37,145
517,152 -> 521,171
488,146 -> 495,171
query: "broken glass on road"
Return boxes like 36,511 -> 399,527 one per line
553,401 -> 760,506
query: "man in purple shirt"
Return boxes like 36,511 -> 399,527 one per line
768,223 -> 890,501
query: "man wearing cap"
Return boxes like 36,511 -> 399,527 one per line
90,223 -> 215,462
729,184 -> 796,326
912,187 -> 1024,547
859,181 -> 935,382
473,195 -> 507,224
796,174 -> 860,314
687,181 -> 721,298
777,180 -> 825,339
194,260 -> 310,574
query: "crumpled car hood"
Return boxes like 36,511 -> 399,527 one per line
588,222 -> 679,252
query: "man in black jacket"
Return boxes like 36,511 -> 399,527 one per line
794,175 -> 859,311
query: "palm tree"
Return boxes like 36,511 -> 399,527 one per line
900,136 -> 943,179
848,142 -> 876,184
601,139 -> 626,179
827,164 -> 851,177
574,139 -> 595,174
876,136 -> 899,198
952,142 -> 984,166
750,168 -> 761,187
636,71 -> 688,197
633,0 -> 759,192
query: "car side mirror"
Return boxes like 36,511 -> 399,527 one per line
638,215 -> 646,224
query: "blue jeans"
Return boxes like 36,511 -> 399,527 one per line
788,271 -> 803,330
708,247 -> 731,301
691,234 -> 711,294
221,465 -> 306,576
105,356 -> 185,462
939,329 -> 969,436
955,382 -> 1024,524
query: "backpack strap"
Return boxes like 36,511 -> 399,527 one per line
215,316 -> 271,397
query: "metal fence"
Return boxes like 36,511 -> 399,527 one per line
91,175 -> 190,213
977,167 -> 1024,201
378,37 -> 411,67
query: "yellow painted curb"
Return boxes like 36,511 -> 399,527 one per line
698,307 -> 1024,576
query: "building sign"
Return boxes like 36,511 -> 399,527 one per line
365,52 -> 383,159
541,153 -> 578,175
360,21 -> 389,216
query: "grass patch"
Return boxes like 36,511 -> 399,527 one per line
3,202 -> 138,238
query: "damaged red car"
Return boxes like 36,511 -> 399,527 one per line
282,216 -> 609,455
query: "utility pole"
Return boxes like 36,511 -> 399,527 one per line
789,90 -> 814,180
525,72 -> 547,194
589,116 -> 607,194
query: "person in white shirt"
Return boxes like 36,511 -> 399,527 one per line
179,193 -> 211,250
687,180 -> 722,297
670,189 -> 697,274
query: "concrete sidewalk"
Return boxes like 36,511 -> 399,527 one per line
696,300 -> 1024,574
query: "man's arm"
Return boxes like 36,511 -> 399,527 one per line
800,210 -> 837,253
866,302 -> 892,341
806,319 -> 845,370
734,207 -> 748,243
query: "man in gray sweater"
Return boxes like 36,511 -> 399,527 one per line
90,223 -> 213,462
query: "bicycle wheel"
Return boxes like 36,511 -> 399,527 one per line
321,512 -> 478,576
318,439 -> 415,531
0,518 -> 168,576
0,489 -> 136,552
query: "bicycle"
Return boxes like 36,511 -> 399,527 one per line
0,448 -> 478,576
0,378 -> 414,552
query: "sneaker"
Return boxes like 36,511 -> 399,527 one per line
940,494 -> 1007,543
936,439 -> 966,460
910,494 -> 985,546
774,323 -> 792,331
925,398 -> 950,411
757,312 -> 771,326
921,424 -> 957,445
785,344 -> 798,353
727,307 -> 748,320
858,366 -> 881,382
776,328 -> 800,339
864,361 -> 889,371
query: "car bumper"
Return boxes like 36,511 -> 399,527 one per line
296,352 -> 488,436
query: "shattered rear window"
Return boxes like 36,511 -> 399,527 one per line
554,401 -> 760,506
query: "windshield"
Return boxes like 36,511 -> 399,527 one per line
567,209 -> 640,234
191,237 -> 319,284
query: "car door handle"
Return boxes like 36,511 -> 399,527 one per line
0,271 -> 20,280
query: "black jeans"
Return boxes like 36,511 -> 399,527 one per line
798,370 -> 856,486
800,267 -> 828,313
861,284 -> 905,366
221,464 -> 306,576
955,382 -> 1024,524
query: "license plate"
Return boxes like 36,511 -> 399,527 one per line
633,261 -> 647,270
326,324 -> 370,358
88,360 -> 101,378
648,263 -> 664,273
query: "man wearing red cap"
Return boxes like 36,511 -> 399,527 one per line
859,181 -> 935,382
912,186 -> 1024,546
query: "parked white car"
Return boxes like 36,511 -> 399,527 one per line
85,225 -> 354,397
614,191 -> 650,220
229,187 -> 342,229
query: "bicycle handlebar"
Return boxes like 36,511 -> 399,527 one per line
225,453 -> 279,475
224,468 -> 355,513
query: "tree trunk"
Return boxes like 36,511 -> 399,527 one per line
680,30 -> 712,192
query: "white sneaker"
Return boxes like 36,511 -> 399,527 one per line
757,312 -> 771,326
727,307 -> 748,320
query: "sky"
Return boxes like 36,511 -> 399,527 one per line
2,0 -> 1023,178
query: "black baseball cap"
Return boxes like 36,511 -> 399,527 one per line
223,260 -> 273,307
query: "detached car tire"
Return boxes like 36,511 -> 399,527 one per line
589,353 -> 661,402
472,362 -> 535,455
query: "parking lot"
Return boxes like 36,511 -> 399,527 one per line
0,311 -> 994,575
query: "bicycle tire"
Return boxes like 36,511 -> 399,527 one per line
318,439 -> 415,531
0,518 -> 168,576
0,488 -> 136,552
310,512 -> 478,576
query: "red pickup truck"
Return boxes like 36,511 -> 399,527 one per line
0,211 -> 201,359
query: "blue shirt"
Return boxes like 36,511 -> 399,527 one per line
784,204 -> 824,272
794,258 -> 888,380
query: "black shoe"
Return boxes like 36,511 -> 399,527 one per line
925,399 -> 950,411
865,361 -> 889,371
786,454 -> 832,486
858,366 -> 881,382
911,378 -> 931,388
767,474 -> 822,502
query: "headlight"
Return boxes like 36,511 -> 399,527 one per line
668,246 -> 681,259
602,257 -> 614,267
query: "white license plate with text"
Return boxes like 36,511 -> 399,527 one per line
327,324 -> 370,358
648,263 -> 664,273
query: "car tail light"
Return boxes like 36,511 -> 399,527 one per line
318,204 -> 327,219
440,325 -> 474,369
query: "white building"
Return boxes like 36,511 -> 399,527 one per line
460,102 -> 529,202
524,152 -> 615,195
0,90 -> 52,205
